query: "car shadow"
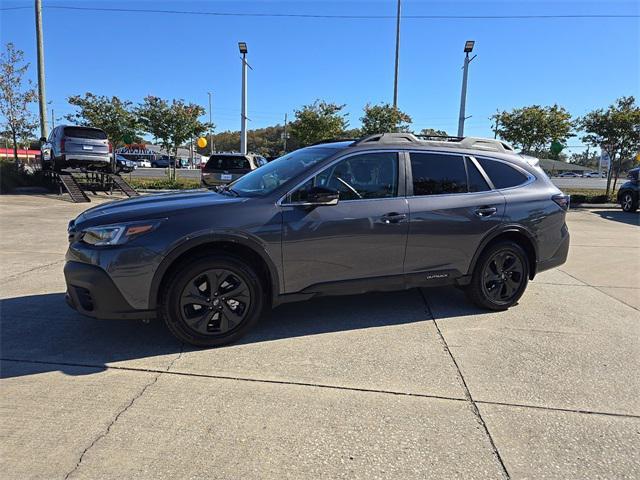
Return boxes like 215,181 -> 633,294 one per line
0,288 -> 489,380
592,209 -> 640,226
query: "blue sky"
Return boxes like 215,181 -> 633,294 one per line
1,0 -> 639,152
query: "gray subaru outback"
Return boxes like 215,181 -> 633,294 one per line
65,133 -> 570,347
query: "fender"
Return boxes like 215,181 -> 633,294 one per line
466,224 -> 539,279
148,231 -> 281,309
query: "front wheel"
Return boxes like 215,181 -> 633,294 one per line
160,255 -> 264,347
465,241 -> 529,311
620,192 -> 638,212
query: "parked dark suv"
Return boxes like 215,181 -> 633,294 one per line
618,167 -> 639,212
65,133 -> 570,347
201,153 -> 267,188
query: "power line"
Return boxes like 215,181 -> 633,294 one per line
1,5 -> 637,20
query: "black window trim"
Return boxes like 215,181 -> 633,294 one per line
472,154 -> 536,191
406,150 -> 488,198
278,149 -> 405,206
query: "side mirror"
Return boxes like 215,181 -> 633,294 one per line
39,137 -> 46,143
306,186 -> 339,206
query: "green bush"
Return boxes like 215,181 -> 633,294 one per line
563,188 -> 616,204
0,160 -> 50,193
127,177 -> 201,190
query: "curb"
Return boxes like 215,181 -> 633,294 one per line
570,203 -> 618,209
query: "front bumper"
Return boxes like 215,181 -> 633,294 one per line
64,261 -> 155,320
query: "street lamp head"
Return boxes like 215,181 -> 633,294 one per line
464,40 -> 475,53
238,42 -> 248,54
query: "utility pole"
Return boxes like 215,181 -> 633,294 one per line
35,0 -> 48,139
457,40 -> 476,138
492,109 -> 500,139
239,42 -> 248,155
392,0 -> 401,109
51,108 -> 55,129
282,113 -> 288,154
208,92 -> 214,155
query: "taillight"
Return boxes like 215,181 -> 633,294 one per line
552,194 -> 570,210
60,138 -> 65,152
108,143 -> 113,153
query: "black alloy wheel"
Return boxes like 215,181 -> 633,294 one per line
466,241 -> 529,311
180,269 -> 251,335
162,255 -> 264,347
481,250 -> 525,304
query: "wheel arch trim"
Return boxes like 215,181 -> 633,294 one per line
148,232 -> 281,309
468,224 -> 539,280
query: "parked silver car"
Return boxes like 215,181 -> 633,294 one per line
41,125 -> 111,171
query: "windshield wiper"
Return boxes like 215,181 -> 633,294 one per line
217,185 -> 239,197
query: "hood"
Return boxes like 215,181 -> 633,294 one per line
73,189 -> 246,229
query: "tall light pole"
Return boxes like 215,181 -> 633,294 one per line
208,91 -> 214,155
457,40 -> 476,138
239,42 -> 248,155
35,0 -> 48,139
392,0 -> 401,109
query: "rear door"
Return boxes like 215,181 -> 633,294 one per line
202,155 -> 251,185
62,127 -> 109,156
404,152 -> 505,278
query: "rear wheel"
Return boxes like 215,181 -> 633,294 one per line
621,192 -> 638,212
466,241 -> 529,311
160,255 -> 264,347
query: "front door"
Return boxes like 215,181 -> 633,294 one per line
280,151 -> 409,293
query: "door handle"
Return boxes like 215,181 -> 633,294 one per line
475,206 -> 498,217
380,212 -> 407,224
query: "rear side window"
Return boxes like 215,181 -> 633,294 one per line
63,127 -> 107,140
410,153 -> 467,195
477,158 -> 529,189
466,158 -> 490,192
205,155 -> 250,171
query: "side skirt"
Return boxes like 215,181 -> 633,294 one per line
274,269 -> 466,306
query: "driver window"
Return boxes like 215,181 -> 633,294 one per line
290,152 -> 398,202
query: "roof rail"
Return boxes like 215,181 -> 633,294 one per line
354,133 -> 421,145
353,132 -> 515,153
311,138 -> 358,146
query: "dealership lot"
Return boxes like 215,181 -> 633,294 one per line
1,194 -> 638,479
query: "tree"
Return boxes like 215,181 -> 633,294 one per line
568,150 -> 599,169
66,93 -> 138,148
360,103 -> 412,135
137,96 -> 210,179
0,43 -> 37,161
289,100 -> 348,146
418,128 -> 449,138
579,96 -> 640,195
492,105 -> 574,156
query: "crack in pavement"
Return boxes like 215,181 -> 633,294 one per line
417,288 -> 511,480
3,356 -> 637,420
62,343 -> 184,480
558,269 -> 639,312
0,259 -> 65,285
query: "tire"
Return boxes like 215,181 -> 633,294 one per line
620,191 -> 638,212
160,254 -> 265,347
465,241 -> 530,311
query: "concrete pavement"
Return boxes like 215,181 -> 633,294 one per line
1,194 -> 638,479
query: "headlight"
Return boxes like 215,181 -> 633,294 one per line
81,220 -> 163,246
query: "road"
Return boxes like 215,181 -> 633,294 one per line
1,193 -> 638,479
130,168 -> 613,190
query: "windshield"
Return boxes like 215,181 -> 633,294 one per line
229,147 -> 339,197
